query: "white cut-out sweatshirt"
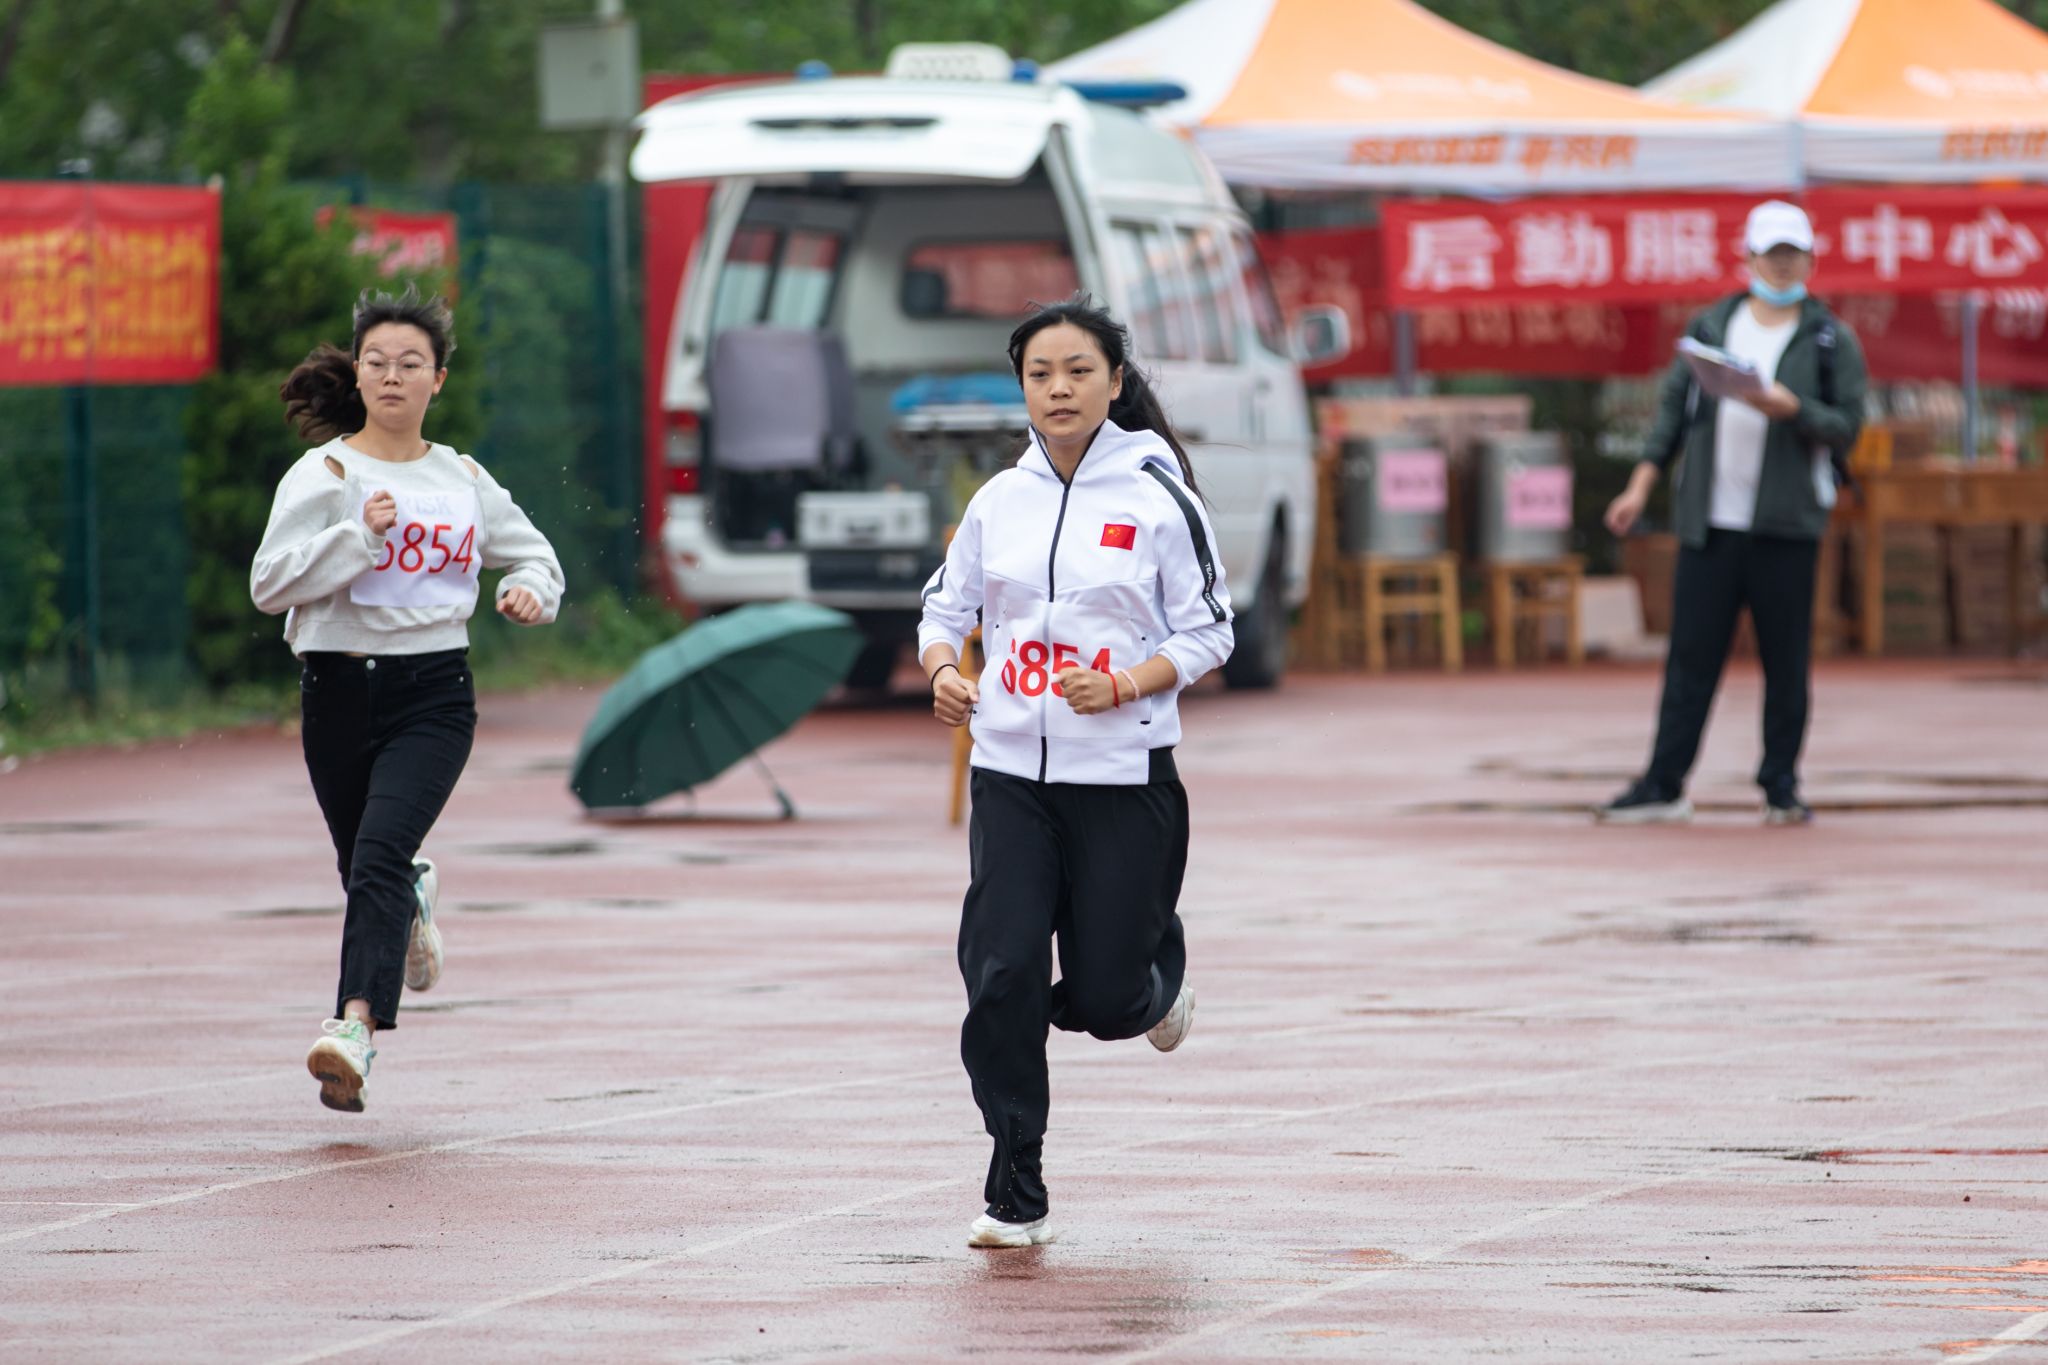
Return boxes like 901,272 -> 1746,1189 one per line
250,437 -> 564,656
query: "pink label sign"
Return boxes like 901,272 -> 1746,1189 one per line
1376,449 -> 1448,514
1507,464 -> 1573,530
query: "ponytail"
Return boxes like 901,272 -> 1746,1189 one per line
1108,366 -> 1199,496
279,343 -> 364,443
1007,293 -> 1201,498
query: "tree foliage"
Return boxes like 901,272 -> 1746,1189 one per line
8,0 -> 2048,187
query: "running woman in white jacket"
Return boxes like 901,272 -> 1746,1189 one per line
920,297 -> 1234,1248
252,287 -> 563,1113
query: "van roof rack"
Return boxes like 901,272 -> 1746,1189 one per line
1063,80 -> 1189,109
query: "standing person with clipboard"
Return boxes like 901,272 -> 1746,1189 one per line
1600,202 -> 1867,827
252,286 -> 564,1112
920,297 -> 1234,1248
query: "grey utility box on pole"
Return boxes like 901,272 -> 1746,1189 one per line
539,10 -> 641,594
538,18 -> 641,130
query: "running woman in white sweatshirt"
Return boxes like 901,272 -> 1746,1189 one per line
919,297 -> 1234,1248
251,287 -> 563,1113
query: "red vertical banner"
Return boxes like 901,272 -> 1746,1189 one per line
0,183 -> 220,385
318,207 -> 459,294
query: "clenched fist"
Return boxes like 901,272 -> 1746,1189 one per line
362,490 -> 398,536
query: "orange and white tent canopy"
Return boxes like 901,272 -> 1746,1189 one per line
1051,0 -> 1795,192
1645,0 -> 2048,183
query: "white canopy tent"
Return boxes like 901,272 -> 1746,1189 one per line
1645,0 -> 2048,185
1051,0 -> 1796,193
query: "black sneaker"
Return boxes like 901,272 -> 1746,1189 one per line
1595,779 -> 1693,825
1764,787 -> 1813,826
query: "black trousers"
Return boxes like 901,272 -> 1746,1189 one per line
300,649 -> 476,1029
1645,529 -> 1819,797
958,760 -> 1190,1224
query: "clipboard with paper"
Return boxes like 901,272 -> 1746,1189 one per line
1676,336 -> 1771,401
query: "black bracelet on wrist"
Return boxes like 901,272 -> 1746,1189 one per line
929,662 -> 961,691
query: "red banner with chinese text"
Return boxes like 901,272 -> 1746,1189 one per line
1259,224 -> 2048,386
0,182 -> 219,386
317,206 -> 459,291
1261,225 -> 1662,379
1382,189 -> 2048,309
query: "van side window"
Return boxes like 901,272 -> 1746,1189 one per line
1178,226 -> 1238,364
902,241 -> 1078,318
1109,221 -> 1190,361
1229,226 -> 1291,357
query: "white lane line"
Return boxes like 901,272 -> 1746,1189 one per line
2,962 -> 1963,1118
1104,1094 -> 2048,1365
0,1201 -> 143,1207
1245,966 -> 2003,1040
0,965 -> 244,992
5,1029 -> 662,1118
1947,1311 -> 2048,1365
258,1033 -> 1828,1363
0,1066 -> 956,1248
267,1171 -> 971,1365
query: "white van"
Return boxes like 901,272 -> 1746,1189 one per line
632,44 -> 1341,688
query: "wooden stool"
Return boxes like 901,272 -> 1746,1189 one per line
946,630 -> 983,826
1485,556 -> 1584,666
1331,553 -> 1462,673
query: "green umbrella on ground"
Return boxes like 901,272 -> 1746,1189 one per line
569,601 -> 864,818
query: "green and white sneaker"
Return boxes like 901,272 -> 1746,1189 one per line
306,1018 -> 376,1113
405,857 -> 442,992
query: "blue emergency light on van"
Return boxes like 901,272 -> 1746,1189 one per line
1063,81 -> 1188,108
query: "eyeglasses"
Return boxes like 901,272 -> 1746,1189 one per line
357,356 -> 434,381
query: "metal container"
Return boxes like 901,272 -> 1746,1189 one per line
1337,438 -> 1448,557
1475,432 -> 1573,562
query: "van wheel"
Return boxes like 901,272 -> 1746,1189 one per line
1222,527 -> 1289,691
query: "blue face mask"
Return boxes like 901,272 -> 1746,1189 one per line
1749,275 -> 1808,307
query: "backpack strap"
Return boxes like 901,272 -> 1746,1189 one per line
1812,315 -> 1857,493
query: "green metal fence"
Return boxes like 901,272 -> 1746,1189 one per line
0,180 -> 644,715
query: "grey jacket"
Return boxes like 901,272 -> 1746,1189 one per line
1642,293 -> 1868,547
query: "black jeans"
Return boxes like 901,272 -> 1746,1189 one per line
1645,529 -> 1819,798
300,649 -> 477,1029
958,760 -> 1190,1224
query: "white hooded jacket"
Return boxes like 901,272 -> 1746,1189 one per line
917,420 -> 1235,786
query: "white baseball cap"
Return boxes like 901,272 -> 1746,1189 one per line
1745,200 -> 1814,254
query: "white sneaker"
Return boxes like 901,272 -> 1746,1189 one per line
306,1018 -> 376,1113
1147,981 -> 1195,1052
968,1212 -> 1056,1248
405,857 -> 442,992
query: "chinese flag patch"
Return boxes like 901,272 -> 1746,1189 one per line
1100,523 -> 1137,551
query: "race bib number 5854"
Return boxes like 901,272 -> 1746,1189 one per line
349,487 -> 482,609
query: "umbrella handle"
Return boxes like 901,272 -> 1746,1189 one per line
750,751 -> 797,822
